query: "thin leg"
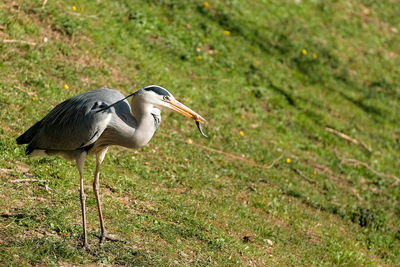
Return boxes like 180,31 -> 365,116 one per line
93,147 -> 115,243
76,151 -> 89,249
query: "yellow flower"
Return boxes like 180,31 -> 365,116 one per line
64,83 -> 69,90
198,55 -> 203,60
286,158 -> 291,163
72,6 -> 77,11
313,169 -> 317,175
32,96 -> 38,101
302,49 -> 307,55
224,30 -> 231,35
81,7 -> 85,13
313,53 -> 317,59
204,1 -> 209,7
239,131 -> 244,136
187,138 -> 193,144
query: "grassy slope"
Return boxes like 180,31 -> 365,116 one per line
0,0 -> 399,265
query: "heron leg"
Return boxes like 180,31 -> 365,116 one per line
76,151 -> 89,249
93,147 -> 113,243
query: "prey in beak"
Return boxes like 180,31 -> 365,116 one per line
162,96 -> 208,137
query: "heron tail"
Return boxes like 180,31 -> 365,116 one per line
16,120 -> 42,145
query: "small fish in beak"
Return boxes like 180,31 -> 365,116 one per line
196,121 -> 208,138
163,97 -> 208,138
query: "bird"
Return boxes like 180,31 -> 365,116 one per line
16,85 -> 206,249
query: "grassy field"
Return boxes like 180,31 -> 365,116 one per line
1,0 -> 399,265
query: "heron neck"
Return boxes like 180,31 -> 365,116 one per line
130,102 -> 157,148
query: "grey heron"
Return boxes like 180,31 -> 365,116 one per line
16,85 -> 206,249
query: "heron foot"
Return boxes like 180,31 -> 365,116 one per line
99,233 -> 125,244
82,242 -> 91,251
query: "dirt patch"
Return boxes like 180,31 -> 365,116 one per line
0,168 -> 13,178
304,228 -> 322,245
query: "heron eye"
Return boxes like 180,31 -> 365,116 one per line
163,95 -> 169,101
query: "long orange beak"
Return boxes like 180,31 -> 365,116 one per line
164,98 -> 206,124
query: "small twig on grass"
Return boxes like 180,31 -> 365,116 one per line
9,178 -> 47,183
9,178 -> 53,193
390,179 -> 400,187
192,76 -> 230,82
158,132 -> 282,170
335,153 -> 400,187
190,141 -> 265,168
313,163 -> 333,176
69,12 -> 98,19
325,127 -> 371,152
42,0 -> 48,8
2,39 -> 36,46
45,184 -> 53,193
14,85 -> 36,96
312,163 -> 345,184
0,168 -> 13,177
292,167 -> 315,184
266,155 -> 283,169
205,154 -> 218,165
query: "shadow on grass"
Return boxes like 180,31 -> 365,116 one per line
279,185 -> 400,260
0,235 -> 152,266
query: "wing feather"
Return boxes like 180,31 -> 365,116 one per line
23,89 -> 125,152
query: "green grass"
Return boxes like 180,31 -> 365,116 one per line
1,0 -> 399,265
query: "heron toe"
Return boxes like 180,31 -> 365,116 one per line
82,242 -> 90,251
100,232 -> 125,244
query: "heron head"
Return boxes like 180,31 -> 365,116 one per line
138,85 -> 206,124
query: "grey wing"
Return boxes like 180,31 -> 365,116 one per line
26,89 -> 124,151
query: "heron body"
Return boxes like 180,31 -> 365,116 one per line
16,85 -> 206,248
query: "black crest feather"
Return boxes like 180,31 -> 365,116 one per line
144,86 -> 171,96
